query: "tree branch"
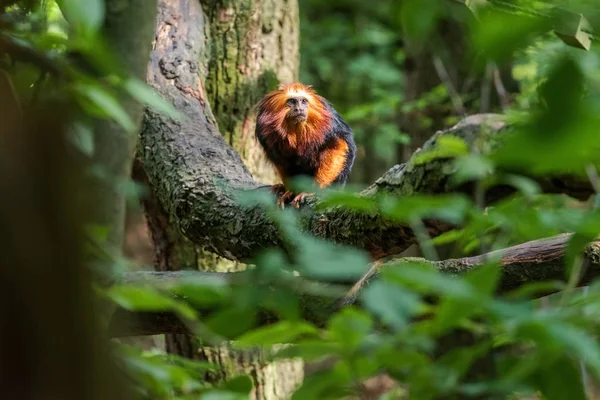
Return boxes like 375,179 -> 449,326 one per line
108,234 -> 600,337
142,91 -> 592,261
140,2 -> 593,264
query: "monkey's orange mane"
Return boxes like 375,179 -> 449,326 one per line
257,83 -> 332,155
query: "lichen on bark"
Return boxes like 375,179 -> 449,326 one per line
198,1 -> 304,397
201,0 -> 298,184
141,0 -> 304,398
138,2 -> 593,398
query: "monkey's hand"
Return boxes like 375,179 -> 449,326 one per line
290,192 -> 314,209
270,185 -> 314,209
270,184 -> 292,208
269,183 -> 286,196
276,190 -> 295,208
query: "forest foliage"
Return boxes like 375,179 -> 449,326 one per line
2,0 -> 600,399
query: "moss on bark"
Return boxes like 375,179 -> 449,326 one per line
141,0 -> 303,398
138,2 -> 592,397
109,235 -> 600,337
198,1 -> 304,398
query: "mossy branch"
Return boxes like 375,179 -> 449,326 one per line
108,234 -> 600,337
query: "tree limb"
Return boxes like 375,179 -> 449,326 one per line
142,94 -> 593,261
140,1 -> 593,264
108,234 -> 600,337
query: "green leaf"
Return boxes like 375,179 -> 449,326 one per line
56,0 -> 104,35
274,341 -> 342,362
295,237 -> 370,281
501,174 -> 542,199
327,308 -> 372,350
565,231 -> 598,279
451,154 -> 494,185
437,340 -> 492,387
380,194 -> 470,225
124,79 -> 182,121
493,58 -> 599,176
205,307 -> 256,339
532,355 -> 587,400
465,262 -> 501,297
199,391 -> 249,400
361,281 -> 422,330
291,363 -> 352,400
317,191 -> 377,213
399,0 -> 443,40
118,344 -> 205,396
170,276 -> 231,308
68,120 -> 95,156
413,135 -> 469,165
85,224 -> 109,243
235,321 -> 317,347
383,259 -> 475,299
472,11 -> 552,64
504,281 -> 566,300
107,285 -> 197,320
515,320 -> 600,378
74,82 -> 136,132
431,229 -> 463,246
432,264 -> 500,334
220,375 -> 253,394
546,324 -> 600,377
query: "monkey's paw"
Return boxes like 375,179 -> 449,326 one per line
290,192 -> 314,209
276,190 -> 295,209
269,183 -> 286,196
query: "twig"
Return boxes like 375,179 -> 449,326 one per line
0,69 -> 22,116
492,63 -> 511,110
433,55 -> 467,117
410,216 -> 439,261
480,62 -> 493,112
30,71 -> 47,106
0,33 -> 62,75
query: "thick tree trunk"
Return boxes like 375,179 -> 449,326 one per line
136,2 -> 592,397
0,48 -> 132,400
83,0 -> 158,256
140,0 -> 303,398
202,0 -> 299,187
199,2 -> 303,398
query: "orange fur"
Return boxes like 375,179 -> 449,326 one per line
257,83 -> 332,158
275,164 -> 287,184
315,137 -> 348,187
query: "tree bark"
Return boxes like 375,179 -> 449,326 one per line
136,2 -> 592,398
140,109 -> 592,263
202,0 -> 299,187
140,0 -> 303,398
108,234 -> 600,337
83,0 -> 158,255
0,80 -> 131,400
200,1 -> 304,398
201,0 -> 303,397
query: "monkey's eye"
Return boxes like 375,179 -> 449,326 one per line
300,98 -> 308,105
286,98 -> 296,105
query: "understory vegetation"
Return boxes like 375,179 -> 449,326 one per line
1,0 -> 600,399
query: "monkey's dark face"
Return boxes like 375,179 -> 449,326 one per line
285,96 -> 309,123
